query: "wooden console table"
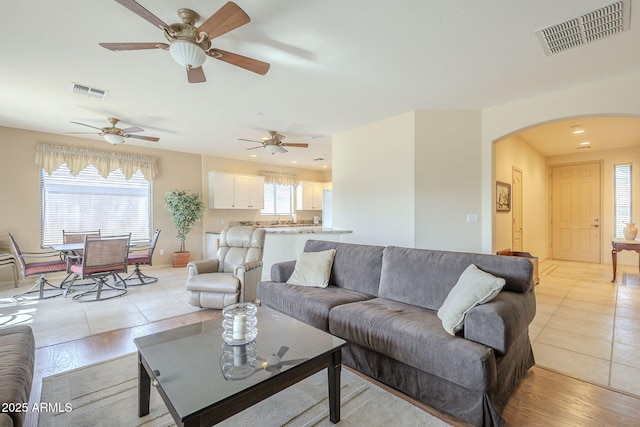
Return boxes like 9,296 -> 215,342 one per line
611,239 -> 640,282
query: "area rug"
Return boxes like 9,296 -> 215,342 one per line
39,353 -> 451,427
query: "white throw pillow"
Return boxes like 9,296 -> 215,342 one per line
437,264 -> 505,335
287,249 -> 337,288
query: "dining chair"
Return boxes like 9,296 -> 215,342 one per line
66,234 -> 131,302
7,233 -> 67,299
0,252 -> 19,287
122,229 -> 161,286
60,229 -> 101,287
62,229 -> 101,259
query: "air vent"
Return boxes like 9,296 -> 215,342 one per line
535,0 -> 630,56
313,157 -> 325,161
69,83 -> 109,100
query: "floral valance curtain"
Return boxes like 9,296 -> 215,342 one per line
259,170 -> 298,186
35,144 -> 158,180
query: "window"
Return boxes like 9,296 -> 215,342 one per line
262,183 -> 294,216
41,164 -> 152,246
614,163 -> 632,238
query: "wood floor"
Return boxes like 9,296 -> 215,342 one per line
24,310 -> 640,427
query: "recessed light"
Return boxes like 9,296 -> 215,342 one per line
572,125 -> 585,134
580,141 -> 590,145
250,154 -> 257,157
291,161 -> 297,164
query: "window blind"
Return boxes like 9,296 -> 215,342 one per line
614,163 -> 632,239
41,164 -> 152,246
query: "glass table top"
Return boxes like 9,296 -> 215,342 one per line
134,306 -> 346,420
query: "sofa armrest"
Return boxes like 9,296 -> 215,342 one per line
270,260 -> 296,282
463,290 -> 536,355
187,259 -> 219,277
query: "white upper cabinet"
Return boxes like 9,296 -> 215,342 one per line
296,180 -> 324,210
209,172 -> 264,209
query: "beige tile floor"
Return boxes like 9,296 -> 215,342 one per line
531,259 -> 640,398
1,259 -> 639,399
0,266 -> 206,348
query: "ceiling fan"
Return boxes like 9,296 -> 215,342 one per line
239,130 -> 309,154
255,346 -> 308,376
67,117 -> 160,145
99,0 -> 270,83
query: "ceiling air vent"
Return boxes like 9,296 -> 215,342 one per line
535,0 -> 630,56
69,82 -> 109,100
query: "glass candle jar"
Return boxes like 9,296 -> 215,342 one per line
222,302 -> 258,345
220,341 -> 258,381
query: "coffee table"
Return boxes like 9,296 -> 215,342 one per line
134,307 -> 346,426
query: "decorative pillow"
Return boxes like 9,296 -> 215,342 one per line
437,264 -> 505,335
287,249 -> 337,288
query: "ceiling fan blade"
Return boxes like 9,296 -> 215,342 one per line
66,132 -> 101,135
274,133 -> 285,141
196,1 -> 250,41
187,66 -> 206,83
99,42 -> 169,51
279,147 -> 288,153
207,49 -> 270,75
70,121 -> 103,131
126,134 -> 159,142
114,0 -> 172,32
245,146 -> 263,150
239,138 -> 263,143
281,143 -> 309,148
120,126 -> 144,134
276,346 -> 289,358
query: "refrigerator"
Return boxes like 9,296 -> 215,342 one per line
322,190 -> 333,229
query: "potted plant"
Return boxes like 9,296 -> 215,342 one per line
165,190 -> 207,267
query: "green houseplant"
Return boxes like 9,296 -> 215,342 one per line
165,190 -> 206,267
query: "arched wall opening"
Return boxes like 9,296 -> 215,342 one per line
481,70 -> 640,256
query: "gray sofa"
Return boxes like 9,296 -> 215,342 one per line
0,325 -> 35,427
257,240 -> 536,427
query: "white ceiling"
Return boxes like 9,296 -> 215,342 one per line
2,0 -> 640,169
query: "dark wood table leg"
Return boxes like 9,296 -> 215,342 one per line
612,247 -> 618,283
138,352 -> 151,417
328,350 -> 342,423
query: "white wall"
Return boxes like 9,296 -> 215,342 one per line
494,135 -> 548,260
415,110 -> 482,251
333,112 -> 416,246
483,70 -> 640,254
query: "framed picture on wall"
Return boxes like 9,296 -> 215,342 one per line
496,181 -> 511,212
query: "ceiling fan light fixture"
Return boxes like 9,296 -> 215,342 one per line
169,40 -> 206,68
265,145 -> 280,155
104,134 -> 125,145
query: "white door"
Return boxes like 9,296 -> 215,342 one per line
512,168 -> 523,251
551,162 -> 601,263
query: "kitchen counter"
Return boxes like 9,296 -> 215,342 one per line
206,227 -> 352,235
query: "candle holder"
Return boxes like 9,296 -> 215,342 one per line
222,302 -> 258,345
220,342 -> 258,381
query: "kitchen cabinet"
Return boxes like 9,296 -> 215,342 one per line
209,172 -> 264,209
296,180 -> 324,210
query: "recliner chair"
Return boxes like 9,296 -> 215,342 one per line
186,226 -> 266,309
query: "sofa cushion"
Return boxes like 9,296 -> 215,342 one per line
328,298 -> 496,390
287,249 -> 336,288
257,281 -> 374,331
437,264 -> 505,335
378,246 -> 534,311
303,240 -> 384,296
0,325 -> 35,427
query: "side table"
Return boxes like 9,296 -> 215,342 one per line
611,239 -> 640,282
